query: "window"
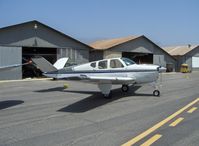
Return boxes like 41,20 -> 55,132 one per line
110,59 -> 124,68
121,57 -> 135,66
98,60 -> 107,69
90,62 -> 96,68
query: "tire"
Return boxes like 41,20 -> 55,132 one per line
103,92 -> 112,99
153,90 -> 160,96
121,85 -> 129,92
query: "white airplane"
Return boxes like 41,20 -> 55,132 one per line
32,57 -> 166,98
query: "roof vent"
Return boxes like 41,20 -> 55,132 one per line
188,44 -> 191,48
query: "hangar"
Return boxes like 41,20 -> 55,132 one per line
0,20 -> 92,80
90,36 -> 176,71
163,45 -> 199,71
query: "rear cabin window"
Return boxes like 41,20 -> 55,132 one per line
110,59 -> 124,68
90,62 -> 96,68
98,60 -> 107,69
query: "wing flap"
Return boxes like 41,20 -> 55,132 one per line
79,75 -> 136,84
88,76 -> 135,81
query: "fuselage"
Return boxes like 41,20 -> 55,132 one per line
44,57 -> 166,84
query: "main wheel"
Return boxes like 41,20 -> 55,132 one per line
103,92 -> 112,99
121,85 -> 129,92
153,90 -> 160,96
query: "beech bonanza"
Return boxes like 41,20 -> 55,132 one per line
32,57 -> 166,98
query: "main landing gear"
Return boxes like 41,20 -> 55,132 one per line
98,83 -> 112,99
103,92 -> 112,99
121,84 -> 129,92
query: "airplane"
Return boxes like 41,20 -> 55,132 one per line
32,57 -> 166,98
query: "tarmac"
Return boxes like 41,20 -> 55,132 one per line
0,72 -> 199,146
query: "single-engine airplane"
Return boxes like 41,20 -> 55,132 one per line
32,57 -> 166,98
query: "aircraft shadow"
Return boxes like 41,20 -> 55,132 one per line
0,100 -> 24,110
58,86 -> 153,113
35,87 -> 65,92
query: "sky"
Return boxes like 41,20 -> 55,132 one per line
0,0 -> 198,46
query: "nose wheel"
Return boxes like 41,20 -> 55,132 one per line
153,90 -> 160,96
121,85 -> 129,92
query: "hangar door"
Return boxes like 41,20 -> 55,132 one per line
22,47 -> 57,78
122,52 -> 153,64
192,57 -> 199,68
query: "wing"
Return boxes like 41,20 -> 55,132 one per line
78,74 -> 136,84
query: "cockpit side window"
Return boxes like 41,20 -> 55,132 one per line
90,62 -> 96,68
110,59 -> 124,68
121,57 -> 135,66
98,60 -> 107,69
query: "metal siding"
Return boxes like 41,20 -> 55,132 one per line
89,50 -> 103,61
109,37 -> 176,71
182,46 -> 199,71
110,38 -> 154,53
153,54 -> 166,66
192,52 -> 199,71
104,51 -> 122,59
0,46 -> 22,80
57,48 -> 89,64
0,21 -> 90,64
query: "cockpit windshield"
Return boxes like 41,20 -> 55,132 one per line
121,57 -> 136,66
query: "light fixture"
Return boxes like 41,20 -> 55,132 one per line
34,24 -> 38,29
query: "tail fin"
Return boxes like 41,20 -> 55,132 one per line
32,57 -> 57,73
53,57 -> 68,70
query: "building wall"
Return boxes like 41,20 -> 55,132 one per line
0,46 -> 22,80
109,37 -> 154,54
179,46 -> 199,71
153,47 -> 176,71
103,50 -> 122,59
57,48 -> 89,64
89,50 -> 104,61
107,37 -> 176,71
0,21 -> 90,64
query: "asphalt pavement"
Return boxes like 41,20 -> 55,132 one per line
0,72 -> 199,146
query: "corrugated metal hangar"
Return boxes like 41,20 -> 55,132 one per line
90,36 -> 177,72
0,20 -> 92,80
163,45 -> 199,71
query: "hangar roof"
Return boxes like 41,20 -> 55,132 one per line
0,20 -> 93,50
90,36 -> 140,50
90,35 -> 176,61
163,45 -> 198,56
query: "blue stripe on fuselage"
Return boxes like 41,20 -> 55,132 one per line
46,69 -> 158,74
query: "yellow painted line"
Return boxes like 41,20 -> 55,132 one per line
140,134 -> 162,146
187,107 -> 197,113
169,117 -> 184,127
121,98 -> 199,146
